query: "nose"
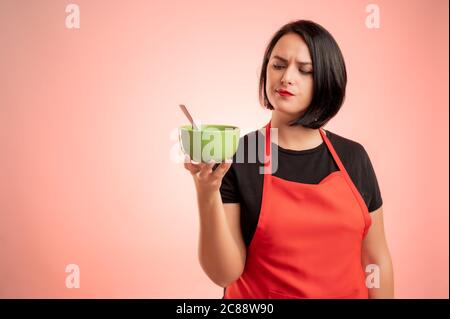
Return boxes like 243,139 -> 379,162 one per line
280,65 -> 295,86
281,78 -> 292,86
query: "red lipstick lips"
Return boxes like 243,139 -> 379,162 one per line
277,89 -> 294,97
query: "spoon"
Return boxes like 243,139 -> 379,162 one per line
179,104 -> 199,130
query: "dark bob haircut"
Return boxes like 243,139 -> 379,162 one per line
259,20 -> 347,129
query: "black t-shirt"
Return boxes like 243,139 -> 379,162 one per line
219,128 -> 383,248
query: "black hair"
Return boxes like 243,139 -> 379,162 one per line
258,20 -> 347,129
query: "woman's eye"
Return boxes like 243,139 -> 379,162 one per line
273,64 -> 312,75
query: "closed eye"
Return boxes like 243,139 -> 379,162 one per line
272,64 -> 313,75
273,64 -> 285,70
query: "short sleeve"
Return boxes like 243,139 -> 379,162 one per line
359,146 -> 383,212
219,162 -> 241,204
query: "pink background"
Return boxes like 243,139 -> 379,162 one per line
0,0 -> 448,298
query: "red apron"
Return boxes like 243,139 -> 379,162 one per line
224,121 -> 372,299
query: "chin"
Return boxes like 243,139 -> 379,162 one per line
272,105 -> 306,117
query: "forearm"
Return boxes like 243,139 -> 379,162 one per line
365,255 -> 394,299
196,190 -> 244,287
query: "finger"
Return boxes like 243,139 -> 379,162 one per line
183,155 -> 201,174
184,162 -> 201,175
212,159 -> 233,179
198,160 -> 215,178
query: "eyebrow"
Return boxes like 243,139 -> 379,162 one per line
272,55 -> 312,65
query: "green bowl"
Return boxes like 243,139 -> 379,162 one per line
179,124 -> 240,163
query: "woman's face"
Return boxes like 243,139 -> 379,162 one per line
266,33 -> 314,117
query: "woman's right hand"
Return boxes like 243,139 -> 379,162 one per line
183,155 -> 233,196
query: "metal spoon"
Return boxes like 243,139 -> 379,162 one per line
179,104 -> 199,130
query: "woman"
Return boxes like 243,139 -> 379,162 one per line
183,20 -> 394,299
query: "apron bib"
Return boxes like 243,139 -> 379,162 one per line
224,121 -> 371,299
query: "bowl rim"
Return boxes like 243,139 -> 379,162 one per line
179,124 -> 240,132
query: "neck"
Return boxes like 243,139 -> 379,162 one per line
269,111 -> 323,151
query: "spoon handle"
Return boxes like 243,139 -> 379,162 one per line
179,104 -> 199,130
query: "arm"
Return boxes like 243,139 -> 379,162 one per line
196,193 -> 246,287
184,159 -> 246,287
361,206 -> 395,298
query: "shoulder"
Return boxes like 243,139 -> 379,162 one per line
324,129 -> 368,163
240,128 -> 264,143
325,130 -> 383,212
231,128 -> 264,163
